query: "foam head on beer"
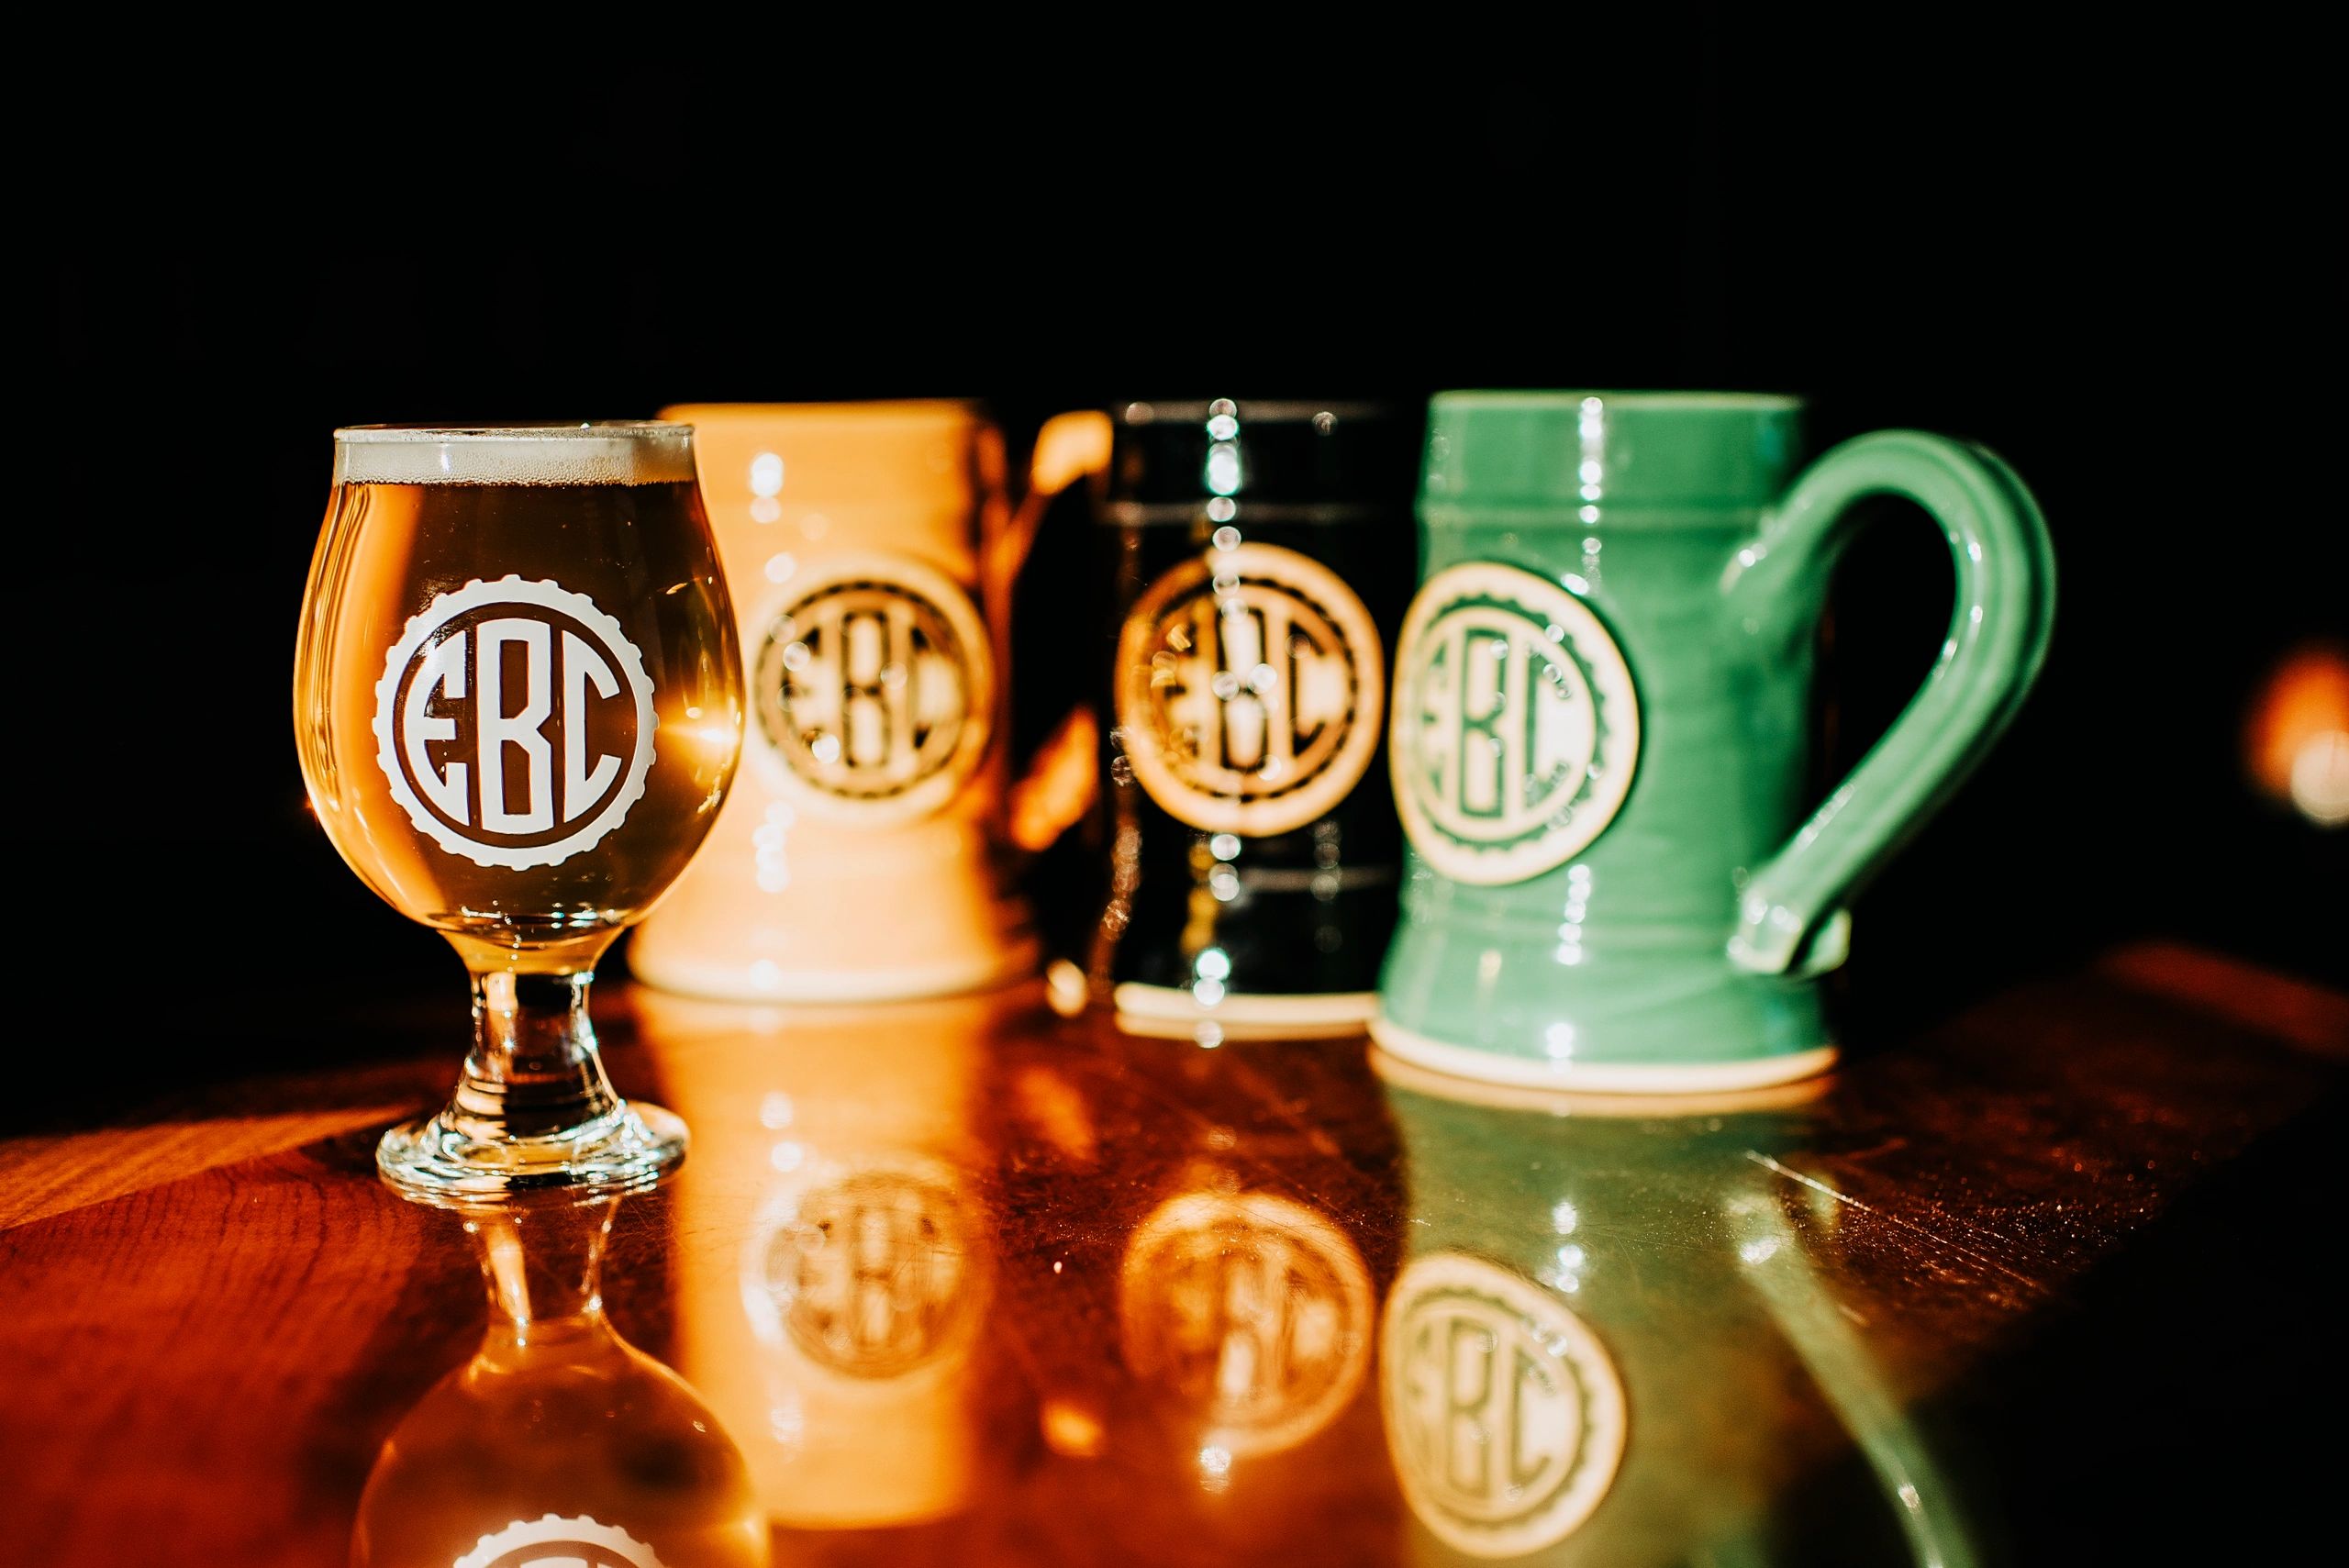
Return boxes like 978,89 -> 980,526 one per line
329,422 -> 699,488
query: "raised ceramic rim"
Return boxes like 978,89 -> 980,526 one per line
1432,390 -> 1802,411
1114,399 -> 1404,424
1113,983 -> 1378,1029
656,399 -> 984,428
1369,1017 -> 1839,1094
1369,1045 -> 1837,1117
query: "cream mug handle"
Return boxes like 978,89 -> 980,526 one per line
996,412 -> 1113,852
992,410 -> 1113,594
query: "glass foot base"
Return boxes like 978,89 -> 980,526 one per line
376,1101 -> 688,1205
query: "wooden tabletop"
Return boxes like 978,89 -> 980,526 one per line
5,941 -> 2343,1567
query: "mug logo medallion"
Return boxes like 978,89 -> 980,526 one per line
1118,1190 -> 1374,1456
372,576 -> 658,871
750,1161 -> 985,1378
1391,562 -> 1640,884
752,552 -> 993,823
455,1514 -> 666,1568
1382,1251 -> 1627,1558
1116,541 -> 1385,837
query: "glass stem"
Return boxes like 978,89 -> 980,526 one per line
446,968 -> 622,1142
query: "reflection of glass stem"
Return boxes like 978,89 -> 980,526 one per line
1727,1191 -> 1978,1568
354,1192 -> 769,1567
469,1197 -> 619,1351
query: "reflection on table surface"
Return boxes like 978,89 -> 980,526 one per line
352,1195 -> 766,1568
3,945 -> 2343,1566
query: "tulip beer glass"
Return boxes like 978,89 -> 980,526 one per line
294,425 -> 743,1199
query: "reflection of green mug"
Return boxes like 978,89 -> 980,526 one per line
1375,1062 -> 1978,1566
1375,393 -> 2055,1089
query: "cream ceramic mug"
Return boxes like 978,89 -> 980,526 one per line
631,402 -> 1095,1001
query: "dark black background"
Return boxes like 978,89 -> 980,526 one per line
11,18 -> 2343,1562
20,19 -> 2340,1113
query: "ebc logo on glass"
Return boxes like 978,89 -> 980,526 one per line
372,577 -> 658,872
456,1513 -> 667,1568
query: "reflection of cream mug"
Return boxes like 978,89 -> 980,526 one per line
632,403 -> 1088,1001
643,986 -> 1020,1529
1117,1186 -> 1374,1459
1375,393 -> 2054,1090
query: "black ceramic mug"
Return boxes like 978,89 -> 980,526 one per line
1063,398 -> 1420,1039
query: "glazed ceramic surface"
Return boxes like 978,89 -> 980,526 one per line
1375,393 -> 2054,1088
1077,399 -> 1420,1035
629,403 -> 1035,1001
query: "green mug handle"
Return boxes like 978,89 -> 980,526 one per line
1724,431 -> 2056,976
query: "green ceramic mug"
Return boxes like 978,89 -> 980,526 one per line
1374,393 -> 2054,1090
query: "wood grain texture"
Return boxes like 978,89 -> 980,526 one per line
0,943 -> 2339,1567
0,1107 -> 415,1229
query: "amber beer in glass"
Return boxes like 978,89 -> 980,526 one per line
294,424 -> 742,1198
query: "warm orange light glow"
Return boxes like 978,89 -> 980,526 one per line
1008,705 -> 1100,851
1012,1064 -> 1099,1163
1041,1398 -> 1107,1459
1030,410 -> 1113,498
2245,642 -> 2349,827
995,410 -> 1113,591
